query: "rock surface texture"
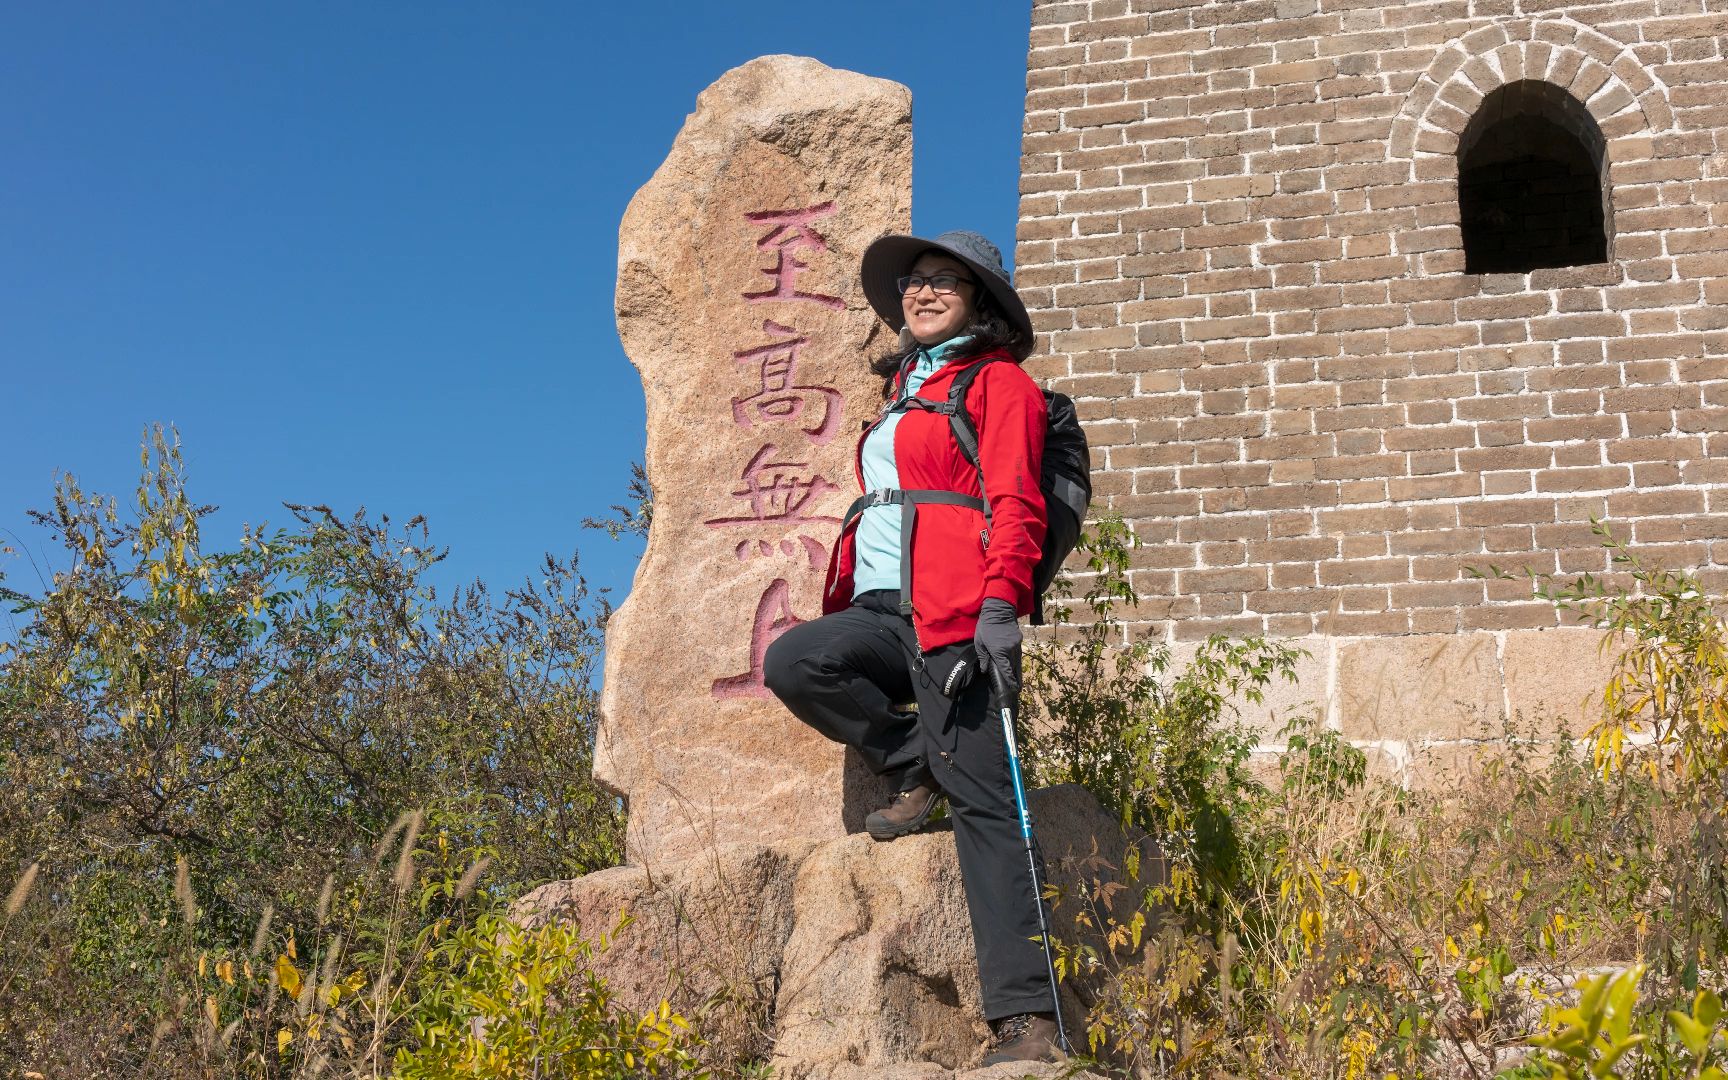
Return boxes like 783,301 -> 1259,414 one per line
596,55 -> 913,865
515,785 -> 1142,1079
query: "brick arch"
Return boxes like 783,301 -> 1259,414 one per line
1389,19 -> 1675,164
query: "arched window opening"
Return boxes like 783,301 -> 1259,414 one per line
1458,80 -> 1611,274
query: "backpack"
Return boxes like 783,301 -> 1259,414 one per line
900,356 -> 1092,625
841,355 -> 1093,626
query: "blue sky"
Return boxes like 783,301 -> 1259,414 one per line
1,2 -> 1031,609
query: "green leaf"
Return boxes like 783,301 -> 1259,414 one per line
1670,1011 -> 1711,1058
1592,1033 -> 1644,1077
1576,973 -> 1611,1034
1602,969 -> 1640,1043
1696,989 -> 1724,1031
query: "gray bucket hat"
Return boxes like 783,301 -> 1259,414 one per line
860,230 -> 1033,345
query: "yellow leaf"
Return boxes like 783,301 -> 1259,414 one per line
276,954 -> 302,997
216,959 -> 235,985
277,1028 -> 292,1053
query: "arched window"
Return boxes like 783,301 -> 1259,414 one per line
1457,80 -> 1611,274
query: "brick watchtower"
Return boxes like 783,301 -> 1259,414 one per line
1018,0 -> 1727,766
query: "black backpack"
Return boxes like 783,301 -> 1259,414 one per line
907,356 -> 1092,625
839,357 -> 1078,622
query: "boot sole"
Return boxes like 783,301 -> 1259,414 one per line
864,793 -> 940,841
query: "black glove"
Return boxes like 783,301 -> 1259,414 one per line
973,597 -> 1023,702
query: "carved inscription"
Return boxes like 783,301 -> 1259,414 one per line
711,203 -> 847,699
704,445 -> 840,527
731,320 -> 842,444
742,203 -> 845,310
710,578 -> 805,701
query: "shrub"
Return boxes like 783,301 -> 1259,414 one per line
1510,966 -> 1728,1080
0,428 -> 624,1076
1021,517 -> 1727,1078
1530,526 -> 1728,982
1020,515 -> 1303,918
397,914 -> 706,1079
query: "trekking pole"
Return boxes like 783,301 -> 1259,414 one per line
987,657 -> 1072,1055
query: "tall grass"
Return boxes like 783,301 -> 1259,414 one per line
0,431 -> 649,1078
1021,517 -> 1726,1079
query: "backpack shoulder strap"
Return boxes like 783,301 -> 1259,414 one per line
943,355 -> 1008,473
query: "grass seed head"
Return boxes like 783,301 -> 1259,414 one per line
373,810 -> 415,867
393,810 -> 424,891
454,856 -> 493,901
174,854 -> 197,925
5,861 -> 40,918
250,902 -> 274,959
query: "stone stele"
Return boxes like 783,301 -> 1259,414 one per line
596,55 -> 911,866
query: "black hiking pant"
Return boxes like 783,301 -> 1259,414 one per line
762,589 -> 1052,1021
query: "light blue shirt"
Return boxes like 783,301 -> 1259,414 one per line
853,336 -> 971,598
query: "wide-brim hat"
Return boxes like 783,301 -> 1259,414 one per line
860,229 -> 1033,345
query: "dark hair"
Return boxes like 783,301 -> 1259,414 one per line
868,275 -> 1031,398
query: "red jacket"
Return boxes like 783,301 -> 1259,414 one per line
822,349 -> 1048,651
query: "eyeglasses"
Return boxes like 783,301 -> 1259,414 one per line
896,272 -> 975,296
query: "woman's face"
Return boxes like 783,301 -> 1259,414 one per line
900,252 -> 976,346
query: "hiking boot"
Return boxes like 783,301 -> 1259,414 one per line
981,1012 -> 1060,1066
864,781 -> 940,840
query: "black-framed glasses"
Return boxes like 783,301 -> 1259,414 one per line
896,272 -> 975,296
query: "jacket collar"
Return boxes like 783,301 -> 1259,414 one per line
922,334 -> 972,369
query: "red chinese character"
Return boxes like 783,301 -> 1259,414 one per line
732,320 -> 842,444
712,578 -> 805,700
703,444 -> 840,527
733,535 -> 829,571
743,203 -> 844,310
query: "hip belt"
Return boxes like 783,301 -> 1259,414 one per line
842,487 -> 987,617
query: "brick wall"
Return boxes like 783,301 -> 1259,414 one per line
1019,0 -> 1728,654
1015,0 -> 1728,757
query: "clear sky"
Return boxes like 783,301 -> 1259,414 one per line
1,2 -> 1032,610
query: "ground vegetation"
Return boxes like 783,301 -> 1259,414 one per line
1021,517 -> 1728,1079
6,434 -> 1723,1079
0,430 -> 705,1078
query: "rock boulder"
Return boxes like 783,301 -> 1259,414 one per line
515,785 -> 1153,1078
596,54 -> 913,866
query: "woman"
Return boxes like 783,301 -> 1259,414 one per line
763,230 -> 1059,1065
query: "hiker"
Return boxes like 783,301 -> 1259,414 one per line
763,230 -> 1060,1065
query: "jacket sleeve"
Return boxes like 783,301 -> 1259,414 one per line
973,362 -> 1048,616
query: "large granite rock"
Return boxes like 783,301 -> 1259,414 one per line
514,785 -> 1150,1078
596,54 -> 913,866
